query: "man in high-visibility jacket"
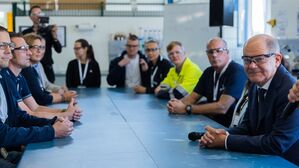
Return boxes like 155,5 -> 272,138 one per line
154,41 -> 202,99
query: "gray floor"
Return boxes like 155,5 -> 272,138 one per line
55,74 -> 109,87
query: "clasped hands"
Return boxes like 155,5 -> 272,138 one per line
167,98 -> 186,114
199,125 -> 227,149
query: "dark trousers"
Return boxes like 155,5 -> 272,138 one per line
0,151 -> 23,168
42,63 -> 55,83
0,159 -> 15,168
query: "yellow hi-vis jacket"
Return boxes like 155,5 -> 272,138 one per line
161,57 -> 202,96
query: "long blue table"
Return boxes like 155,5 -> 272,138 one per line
18,88 -> 297,168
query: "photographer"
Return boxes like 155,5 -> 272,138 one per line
22,5 -> 62,83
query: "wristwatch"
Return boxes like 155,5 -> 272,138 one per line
185,105 -> 192,115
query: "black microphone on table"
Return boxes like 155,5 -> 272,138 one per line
281,102 -> 299,119
188,132 -> 205,141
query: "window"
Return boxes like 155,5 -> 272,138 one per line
248,0 -> 271,37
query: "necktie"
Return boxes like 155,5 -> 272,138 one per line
257,88 -> 267,121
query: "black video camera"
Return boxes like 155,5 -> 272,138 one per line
37,15 -> 53,37
39,16 -> 49,27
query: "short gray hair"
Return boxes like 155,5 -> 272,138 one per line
206,37 -> 228,49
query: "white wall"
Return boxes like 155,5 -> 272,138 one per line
163,3 -> 241,71
0,4 -> 12,28
15,9 -> 241,74
271,0 -> 299,39
15,16 -> 163,74
223,10 -> 243,65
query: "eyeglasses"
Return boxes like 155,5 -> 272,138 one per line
0,42 -> 15,50
126,44 -> 138,48
30,12 -> 44,17
30,45 -> 46,51
13,45 -> 30,52
145,48 -> 158,53
73,47 -> 83,51
206,48 -> 227,55
241,53 -> 275,65
168,51 -> 183,57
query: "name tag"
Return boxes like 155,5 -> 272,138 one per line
77,85 -> 86,89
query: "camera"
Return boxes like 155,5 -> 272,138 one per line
39,16 -> 49,27
37,16 -> 53,37
38,24 -> 53,37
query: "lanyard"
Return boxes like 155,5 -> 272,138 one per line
150,66 -> 158,87
151,56 -> 163,87
213,60 -> 231,101
231,88 -> 248,127
78,59 -> 89,85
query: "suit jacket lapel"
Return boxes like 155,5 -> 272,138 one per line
256,66 -> 284,129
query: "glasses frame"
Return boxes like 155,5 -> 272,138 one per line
30,45 -> 46,51
168,50 -> 183,58
13,45 -> 30,52
206,48 -> 227,55
73,47 -> 83,51
0,42 -> 15,50
145,48 -> 159,53
241,53 -> 275,65
126,44 -> 139,48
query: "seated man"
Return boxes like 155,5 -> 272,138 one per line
107,34 -> 147,88
167,37 -> 246,127
154,41 -> 202,99
2,32 -> 81,121
21,34 -> 76,106
0,26 -> 73,167
133,39 -> 173,94
200,34 -> 299,166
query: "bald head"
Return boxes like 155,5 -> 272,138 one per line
244,34 -> 280,54
206,37 -> 228,49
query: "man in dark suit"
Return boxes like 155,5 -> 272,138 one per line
199,34 -> 299,166
0,26 -> 73,167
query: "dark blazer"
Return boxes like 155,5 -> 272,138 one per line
66,59 -> 101,88
144,56 -> 173,93
21,66 -> 53,105
106,51 -> 147,87
227,65 -> 299,166
0,73 -> 55,148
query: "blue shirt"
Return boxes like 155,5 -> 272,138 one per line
0,69 -> 55,148
21,66 -> 53,105
193,61 -> 247,127
1,68 -> 31,102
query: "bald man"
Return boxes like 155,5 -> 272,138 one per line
200,34 -> 299,166
167,37 -> 246,127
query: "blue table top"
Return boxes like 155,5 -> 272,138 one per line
17,88 -> 297,168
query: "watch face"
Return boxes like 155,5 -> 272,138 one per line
186,105 -> 192,114
187,106 -> 191,111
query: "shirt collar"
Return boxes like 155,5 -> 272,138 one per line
257,77 -> 273,91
